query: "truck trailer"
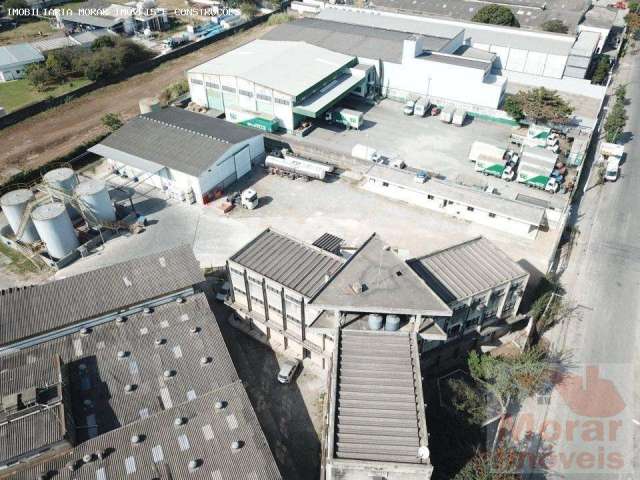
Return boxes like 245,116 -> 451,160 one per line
325,108 -> 363,129
265,154 -> 333,180
517,147 -> 560,192
469,142 -> 507,177
414,97 -> 430,117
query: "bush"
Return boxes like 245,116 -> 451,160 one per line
84,49 -> 123,81
159,79 -> 189,104
503,95 -> 524,122
101,112 -> 123,131
25,63 -> 56,91
91,35 -> 117,50
267,12 -> 291,25
591,55 -> 610,85
240,1 -> 258,18
541,19 -> 568,33
603,100 -> 626,143
472,5 -> 519,27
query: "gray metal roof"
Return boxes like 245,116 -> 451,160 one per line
11,382 -> 282,480
582,6 -> 618,30
90,107 -> 261,177
262,17 -> 451,63
1,293 -> 239,442
0,245 -> 203,348
230,229 -> 344,298
60,13 -> 122,28
317,7 -> 577,55
0,43 -> 44,69
311,234 -> 452,316
416,51 -> 490,70
189,39 -> 355,97
333,330 -> 429,464
408,237 -> 528,304
312,233 -> 344,254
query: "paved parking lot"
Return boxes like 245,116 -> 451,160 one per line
55,161 -> 556,282
291,99 -> 569,210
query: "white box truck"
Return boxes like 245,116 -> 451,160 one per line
414,97 -> 430,117
517,147 -> 559,191
600,142 -> 624,182
440,105 -> 455,123
452,109 -> 466,126
325,108 -> 363,129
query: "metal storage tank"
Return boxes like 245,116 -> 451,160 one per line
139,97 -> 161,114
368,313 -> 384,331
0,189 -> 40,243
74,180 -> 116,222
384,314 -> 401,332
43,167 -> 78,192
31,203 -> 79,260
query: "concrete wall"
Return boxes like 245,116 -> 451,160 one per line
327,461 -> 433,480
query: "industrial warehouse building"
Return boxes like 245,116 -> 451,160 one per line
0,246 -> 281,479
89,107 -> 265,204
188,40 -> 373,132
226,229 -> 528,367
0,43 -> 44,82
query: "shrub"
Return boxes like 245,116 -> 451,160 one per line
541,19 -> 568,33
101,112 -> 123,131
472,5 -> 519,27
91,35 -> 117,50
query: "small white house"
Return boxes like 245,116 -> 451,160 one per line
89,107 -> 265,204
0,43 -> 44,82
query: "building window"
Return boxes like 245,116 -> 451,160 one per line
488,212 -> 496,218
205,81 -> 219,89
274,97 -> 290,106
285,294 -> 301,304
190,78 -> 203,85
250,296 -> 264,305
235,286 -> 246,295
238,89 -> 253,97
269,304 -> 282,314
229,266 -> 243,276
266,285 -> 281,294
467,206 -> 474,212
248,275 -> 262,285
222,85 -> 236,93
256,93 -> 272,102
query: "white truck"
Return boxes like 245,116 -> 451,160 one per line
600,142 -> 624,182
452,109 -> 466,126
241,189 -> 258,209
403,97 -> 418,115
439,105 -> 455,123
352,144 -> 378,162
469,141 -> 509,178
517,147 -> 560,192
414,97 -> 430,117
324,108 -> 363,129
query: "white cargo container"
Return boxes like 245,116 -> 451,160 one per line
439,105 -> 455,123
452,109 -> 466,126
414,97 -> 430,117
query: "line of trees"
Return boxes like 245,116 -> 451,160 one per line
603,85 -> 627,143
25,36 -> 153,91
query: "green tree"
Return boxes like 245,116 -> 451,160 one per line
240,1 -> 258,18
101,113 -> 123,131
591,55 -> 610,85
466,347 -> 552,414
91,35 -> 117,50
603,100 -> 627,143
472,5 -> 519,27
628,1 -> 640,14
503,95 -> 524,122
25,63 -> 55,91
114,39 -> 153,66
84,49 -> 122,81
508,87 -> 573,124
159,79 -> 189,104
3,0 -> 28,18
454,447 -> 522,480
541,19 -> 568,33
447,378 -> 488,425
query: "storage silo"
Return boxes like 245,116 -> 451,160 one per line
43,167 -> 78,192
74,179 -> 116,223
139,97 -> 161,114
368,313 -> 384,331
31,203 -> 79,260
0,189 -> 40,243
384,314 -> 401,331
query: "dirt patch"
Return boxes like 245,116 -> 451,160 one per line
0,23 -> 274,184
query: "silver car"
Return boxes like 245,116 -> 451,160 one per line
277,359 -> 301,384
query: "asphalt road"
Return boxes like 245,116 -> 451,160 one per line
519,51 -> 640,479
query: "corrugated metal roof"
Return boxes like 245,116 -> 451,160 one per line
189,39 -> 355,97
312,233 -> 344,254
311,234 -> 452,315
0,245 -> 203,347
0,43 -> 44,69
333,330 -> 428,464
230,229 -> 344,298
408,237 -> 528,303
1,294 -> 239,442
60,13 -> 121,28
90,107 -> 261,177
11,382 -> 282,480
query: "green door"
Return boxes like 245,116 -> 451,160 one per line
206,88 -> 223,110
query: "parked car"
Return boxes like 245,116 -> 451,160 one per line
415,170 -> 428,183
392,158 -> 406,169
277,358 -> 301,384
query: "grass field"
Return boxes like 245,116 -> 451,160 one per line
0,241 -> 47,275
0,19 -> 56,45
0,78 -> 92,113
